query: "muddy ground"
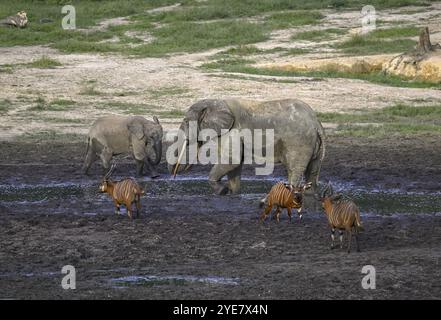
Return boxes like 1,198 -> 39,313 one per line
0,135 -> 440,299
1,2 -> 441,300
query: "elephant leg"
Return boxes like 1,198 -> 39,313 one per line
208,164 -> 241,195
284,151 -> 312,186
305,155 -> 322,192
227,163 -> 243,194
100,148 -> 113,174
83,145 -> 96,175
144,159 -> 159,179
135,159 -> 144,177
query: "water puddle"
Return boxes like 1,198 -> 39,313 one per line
0,178 -> 440,216
110,275 -> 239,288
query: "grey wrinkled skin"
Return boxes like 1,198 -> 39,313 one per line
168,99 -> 325,195
83,115 -> 163,178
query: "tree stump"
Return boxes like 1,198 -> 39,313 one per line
382,26 -> 441,83
417,27 -> 441,53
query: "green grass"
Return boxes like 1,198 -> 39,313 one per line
134,20 -> 268,56
218,45 -> 265,56
26,56 -> 62,69
281,48 -> 312,56
319,104 -> 441,123
157,109 -> 186,118
1,0 -> 432,57
202,58 -> 440,89
208,73 -> 301,83
96,101 -> 158,115
319,104 -> 441,137
15,130 -> 85,143
53,20 -> 269,57
148,87 -> 190,98
369,26 -> 420,38
95,101 -> 185,117
0,64 -> 14,73
335,29 -> 416,55
43,117 -> 86,124
50,99 -> 76,107
28,97 -> 76,111
0,99 -> 12,113
336,123 -> 441,137
291,28 -> 346,41
264,11 -> 323,29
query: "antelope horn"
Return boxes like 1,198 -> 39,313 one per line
328,181 -> 334,195
303,182 -> 312,190
321,181 -> 330,198
173,143 -> 186,179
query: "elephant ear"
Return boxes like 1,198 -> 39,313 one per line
128,120 -> 145,140
198,102 -> 234,136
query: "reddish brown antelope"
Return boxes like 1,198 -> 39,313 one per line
259,181 -> 312,222
99,164 -> 144,219
319,182 -> 363,253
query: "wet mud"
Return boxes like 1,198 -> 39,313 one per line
0,135 -> 440,299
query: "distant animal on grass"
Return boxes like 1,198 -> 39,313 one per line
1,11 -> 28,28
259,181 -> 312,223
83,115 -> 163,177
319,182 -> 363,253
99,164 -> 144,219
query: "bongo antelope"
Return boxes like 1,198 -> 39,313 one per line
99,164 -> 144,219
259,182 -> 312,222
319,182 -> 363,253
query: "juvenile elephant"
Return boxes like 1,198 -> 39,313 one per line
168,99 -> 325,195
83,115 -> 163,177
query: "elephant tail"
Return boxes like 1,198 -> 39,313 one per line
316,126 -> 326,162
83,136 -> 90,160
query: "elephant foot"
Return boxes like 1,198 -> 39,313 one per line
150,172 -> 160,179
209,181 -> 229,195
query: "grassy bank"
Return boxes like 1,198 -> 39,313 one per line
0,0 -> 434,56
319,104 -> 441,137
202,58 -> 441,89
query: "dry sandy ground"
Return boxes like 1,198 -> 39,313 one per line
1,4 -> 441,139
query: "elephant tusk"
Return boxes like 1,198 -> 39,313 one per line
173,143 -> 186,179
183,144 -> 199,171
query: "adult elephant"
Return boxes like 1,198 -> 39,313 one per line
83,115 -> 163,177
168,99 -> 325,195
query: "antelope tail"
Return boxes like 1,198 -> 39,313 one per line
259,195 -> 268,208
355,215 -> 364,231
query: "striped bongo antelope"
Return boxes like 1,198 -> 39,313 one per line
99,164 -> 144,219
259,182 -> 312,222
319,182 -> 363,253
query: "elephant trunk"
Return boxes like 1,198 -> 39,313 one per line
149,140 -> 162,165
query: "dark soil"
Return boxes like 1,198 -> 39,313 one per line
0,135 -> 440,299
